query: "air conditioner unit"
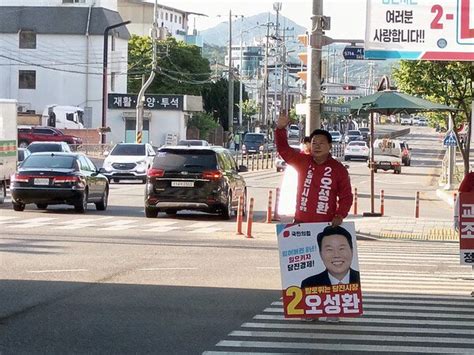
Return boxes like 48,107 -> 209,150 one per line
17,105 -> 26,113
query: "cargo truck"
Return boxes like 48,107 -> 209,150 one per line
0,99 -> 18,203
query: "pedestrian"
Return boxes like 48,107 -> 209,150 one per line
275,115 -> 353,227
234,132 -> 240,151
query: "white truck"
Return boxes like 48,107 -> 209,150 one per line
372,138 -> 402,174
0,99 -> 18,203
42,105 -> 85,129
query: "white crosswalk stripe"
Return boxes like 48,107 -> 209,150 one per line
205,240 -> 474,354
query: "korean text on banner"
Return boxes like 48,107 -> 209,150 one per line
276,222 -> 363,318
365,0 -> 474,61
458,192 -> 474,264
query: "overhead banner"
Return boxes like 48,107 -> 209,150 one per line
365,0 -> 474,61
276,222 -> 363,319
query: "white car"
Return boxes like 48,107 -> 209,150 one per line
400,117 -> 412,125
417,118 -> 428,126
101,143 -> 156,183
288,124 -> 300,139
344,141 -> 369,161
329,131 -> 343,143
275,144 -> 301,172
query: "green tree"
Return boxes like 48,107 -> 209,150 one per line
128,36 -> 211,95
186,112 -> 219,140
392,61 -> 473,175
238,99 -> 258,128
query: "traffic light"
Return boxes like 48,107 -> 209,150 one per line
343,85 -> 356,90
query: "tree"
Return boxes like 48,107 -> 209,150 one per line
202,78 -> 248,131
392,61 -> 473,175
186,112 -> 219,140
128,36 -> 211,95
237,99 -> 258,128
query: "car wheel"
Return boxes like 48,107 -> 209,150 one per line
142,178 -> 147,184
145,207 -> 158,218
13,203 -> 25,211
74,189 -> 88,213
221,191 -> 233,220
407,160 -> 411,166
18,141 -> 29,148
95,187 -> 108,211
344,156 -> 349,161
0,182 -> 6,204
36,203 -> 48,210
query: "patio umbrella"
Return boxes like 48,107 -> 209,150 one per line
347,78 -> 457,216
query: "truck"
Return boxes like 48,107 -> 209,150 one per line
0,99 -> 18,203
372,138 -> 402,174
41,105 -> 85,129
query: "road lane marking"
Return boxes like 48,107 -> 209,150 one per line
189,228 -> 221,234
138,267 -> 198,271
142,227 -> 179,233
189,222 -> 218,228
27,269 -> 88,273
99,220 -> 137,230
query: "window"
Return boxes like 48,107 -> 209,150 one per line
19,30 -> 36,49
19,70 -> 36,89
33,128 -> 56,135
174,15 -> 177,23
165,13 -> 168,21
179,16 -> 182,25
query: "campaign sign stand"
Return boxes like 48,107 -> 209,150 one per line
458,193 -> 474,265
276,222 -> 363,318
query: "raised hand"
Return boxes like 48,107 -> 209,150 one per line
277,114 -> 289,130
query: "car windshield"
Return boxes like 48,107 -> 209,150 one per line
244,134 -> 264,143
330,131 -> 340,136
178,140 -> 207,146
348,131 -> 361,135
359,128 -> 369,132
111,144 -> 146,156
153,150 -> 217,171
21,155 -> 76,169
349,142 -> 366,147
28,144 -> 64,153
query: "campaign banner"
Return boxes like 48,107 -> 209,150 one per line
276,222 -> 363,318
365,0 -> 474,61
458,192 -> 474,264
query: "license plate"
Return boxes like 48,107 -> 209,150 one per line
380,162 -> 391,165
34,178 -> 50,185
171,181 -> 194,187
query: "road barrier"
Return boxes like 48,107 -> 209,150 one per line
236,195 -> 244,235
415,191 -> 420,218
246,197 -> 254,238
380,189 -> 385,216
273,187 -> 281,221
353,188 -> 358,215
266,190 -> 273,223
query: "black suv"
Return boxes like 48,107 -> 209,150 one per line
144,146 -> 247,219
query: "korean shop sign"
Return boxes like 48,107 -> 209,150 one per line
108,94 -> 184,110
365,0 -> 474,61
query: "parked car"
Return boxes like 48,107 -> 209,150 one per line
242,133 -> 272,154
400,141 -> 412,166
177,139 -> 210,146
400,117 -> 412,125
344,130 -> 364,144
27,141 -> 71,154
359,127 -> 370,141
344,141 -> 369,161
417,118 -> 428,126
17,126 -> 82,148
10,152 -> 109,212
412,117 -> 420,126
329,131 -> 343,144
17,148 -> 30,167
275,143 -> 301,172
288,124 -> 300,139
101,143 -> 156,183
144,146 -> 247,219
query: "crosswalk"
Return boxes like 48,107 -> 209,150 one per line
0,215 -> 223,234
204,240 -> 474,354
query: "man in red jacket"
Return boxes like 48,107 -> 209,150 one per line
275,115 -> 353,226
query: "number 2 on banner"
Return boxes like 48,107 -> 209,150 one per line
286,286 -> 304,315
430,5 -> 443,29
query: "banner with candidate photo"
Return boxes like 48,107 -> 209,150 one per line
276,222 -> 363,318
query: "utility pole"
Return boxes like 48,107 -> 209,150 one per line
280,26 -> 286,116
263,15 -> 271,126
135,0 -> 158,143
228,9 -> 234,136
239,15 -> 244,127
273,2 -> 281,122
306,0 -> 323,134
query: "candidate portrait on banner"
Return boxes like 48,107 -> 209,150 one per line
277,222 -> 363,318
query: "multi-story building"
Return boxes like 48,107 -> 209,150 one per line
117,0 -> 204,47
0,0 -> 130,130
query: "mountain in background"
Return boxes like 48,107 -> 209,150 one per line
200,13 -> 307,48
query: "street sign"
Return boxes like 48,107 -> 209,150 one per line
343,46 -> 365,60
443,130 -> 458,147
321,104 -> 351,115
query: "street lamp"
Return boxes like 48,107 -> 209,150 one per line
101,20 -> 131,144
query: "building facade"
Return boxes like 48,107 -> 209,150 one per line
0,0 -> 130,131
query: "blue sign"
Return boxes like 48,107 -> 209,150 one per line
443,130 -> 457,147
342,46 -> 365,60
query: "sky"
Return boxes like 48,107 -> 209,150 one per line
156,0 -> 367,39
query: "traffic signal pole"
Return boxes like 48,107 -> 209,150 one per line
306,0 -> 323,134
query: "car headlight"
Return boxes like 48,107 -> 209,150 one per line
102,161 -> 113,172
137,160 -> 147,165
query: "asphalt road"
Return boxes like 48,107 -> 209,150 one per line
0,124 -> 465,354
